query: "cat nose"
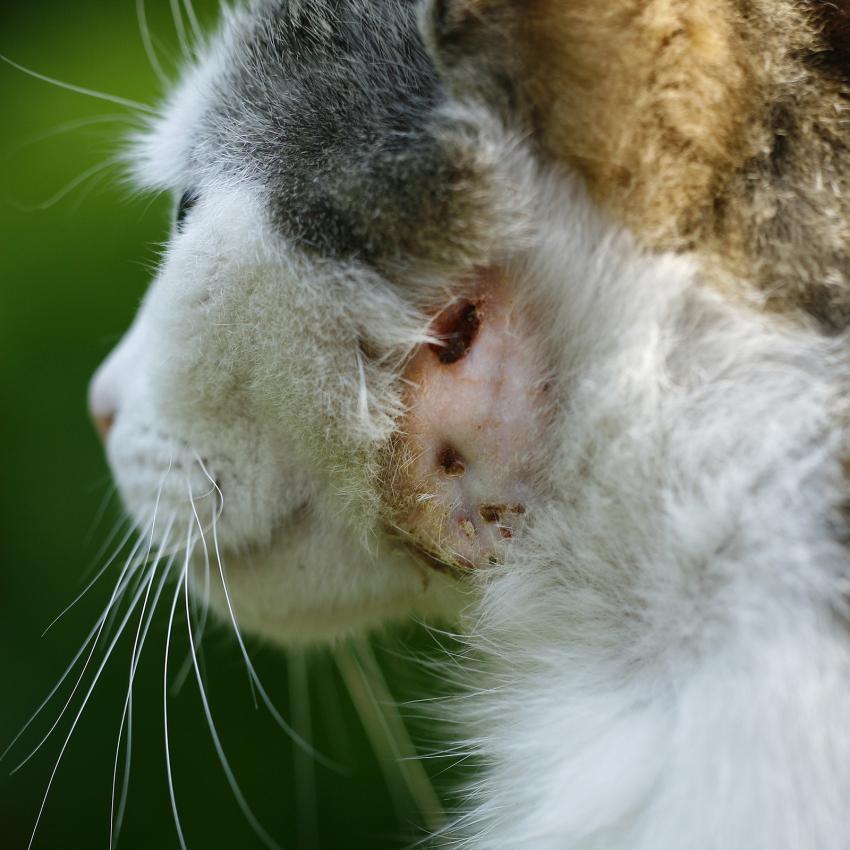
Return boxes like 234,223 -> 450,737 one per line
88,320 -> 146,443
92,411 -> 115,442
88,365 -> 117,443
88,340 -> 128,443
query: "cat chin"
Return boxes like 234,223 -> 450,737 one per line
105,435 -> 469,645
189,508 -> 470,645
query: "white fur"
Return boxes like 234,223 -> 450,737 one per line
439,171 -> 850,848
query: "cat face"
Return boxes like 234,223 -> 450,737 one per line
88,0 -> 557,643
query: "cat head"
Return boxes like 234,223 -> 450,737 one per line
88,0 -> 560,644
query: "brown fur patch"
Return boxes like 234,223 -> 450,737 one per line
436,0 -> 850,329
518,0 -> 759,251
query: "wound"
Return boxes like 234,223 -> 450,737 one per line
479,504 -> 505,523
430,299 -> 481,364
438,444 -> 466,476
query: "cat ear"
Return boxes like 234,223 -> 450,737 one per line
420,0 -> 523,113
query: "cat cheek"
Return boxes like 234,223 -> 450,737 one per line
382,268 -> 547,570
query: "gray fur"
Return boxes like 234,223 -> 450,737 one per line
188,0 -> 486,266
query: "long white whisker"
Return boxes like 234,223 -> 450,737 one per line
336,640 -> 444,832
192,454 -> 335,768
183,545 -> 283,850
169,0 -> 191,60
83,481 -> 118,546
14,462 -> 173,766
25,558 -> 160,850
67,161 -> 114,215
288,650 -> 318,850
82,519 -> 128,586
182,0 -> 204,44
101,553 -> 149,644
18,450 -> 174,756
17,157 -> 119,213
136,0 -> 169,87
9,115 -> 134,159
80,511 -> 130,582
164,538 -> 192,850
42,519 -> 138,637
0,55 -> 157,114
109,566 -> 154,849
110,544 -> 175,849
173,479 -> 214,695
5,528 -> 151,766
335,645 -> 411,819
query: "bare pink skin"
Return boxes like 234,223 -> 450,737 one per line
388,269 -> 546,570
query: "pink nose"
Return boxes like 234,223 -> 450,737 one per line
92,412 -> 115,442
87,320 -> 142,444
88,358 -> 119,444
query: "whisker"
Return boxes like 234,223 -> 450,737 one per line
7,115 -> 135,158
336,640 -> 444,833
15,462 -> 173,767
0,55 -> 157,114
173,478 -> 214,695
109,567 -> 155,849
16,157 -> 120,213
25,557 -> 161,850
115,553 -> 177,843
181,0 -> 204,44
4,527 -> 151,765
83,482 -> 118,548
110,545 -> 176,849
82,514 -> 131,583
170,0 -> 191,61
192,454 -> 337,768
101,552 -> 150,644
182,543 -> 283,850
164,536 -> 193,850
67,162 -> 115,215
288,650 -> 318,850
335,645 -> 412,819
136,0 -> 169,88
83,456 -> 175,635
42,519 -> 138,637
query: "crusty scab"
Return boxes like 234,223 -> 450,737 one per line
201,0 -> 488,268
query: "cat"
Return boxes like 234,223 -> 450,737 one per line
83,0 -> 850,847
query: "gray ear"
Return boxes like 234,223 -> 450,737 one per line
418,0 -> 522,114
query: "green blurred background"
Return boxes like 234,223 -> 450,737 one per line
0,3 -> 459,847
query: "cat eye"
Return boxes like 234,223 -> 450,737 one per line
175,190 -> 198,232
